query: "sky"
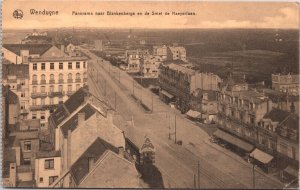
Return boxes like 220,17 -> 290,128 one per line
3,1 -> 299,29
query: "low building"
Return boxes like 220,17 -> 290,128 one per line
271,73 -> 299,95
153,45 -> 168,61
140,55 -> 161,78
167,45 -> 187,62
34,151 -> 61,187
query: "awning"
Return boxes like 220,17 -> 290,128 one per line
160,90 -> 174,99
213,130 -> 254,152
186,110 -> 201,118
250,148 -> 273,164
284,165 -> 299,177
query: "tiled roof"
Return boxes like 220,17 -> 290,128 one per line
263,109 -> 290,123
3,44 -> 52,56
36,150 -> 61,159
2,64 -> 29,79
79,151 -> 140,188
60,103 -> 97,137
50,86 -> 90,127
70,137 -> 118,185
225,90 -> 267,104
281,114 -> 299,131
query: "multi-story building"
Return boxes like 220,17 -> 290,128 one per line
153,45 -> 168,61
216,89 -> 272,152
276,114 -> 299,167
3,64 -> 30,119
159,63 -> 221,112
27,45 -> 88,128
125,50 -> 141,72
167,45 -> 187,62
140,55 -> 161,78
271,73 -> 299,95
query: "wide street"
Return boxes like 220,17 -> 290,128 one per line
81,47 -> 284,189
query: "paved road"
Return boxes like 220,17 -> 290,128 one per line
81,47 -> 284,189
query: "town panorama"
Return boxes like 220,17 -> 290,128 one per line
2,2 -> 299,189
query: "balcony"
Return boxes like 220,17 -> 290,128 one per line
32,80 -> 38,85
30,104 -> 59,111
48,91 -> 65,97
40,80 -> 46,84
75,78 -> 81,83
67,79 -> 73,83
20,109 -> 29,115
31,92 -> 47,99
66,91 -> 75,96
49,80 -> 55,84
58,79 -> 64,84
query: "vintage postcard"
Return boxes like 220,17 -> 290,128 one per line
1,0 -> 299,188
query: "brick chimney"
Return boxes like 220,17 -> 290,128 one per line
78,112 -> 86,125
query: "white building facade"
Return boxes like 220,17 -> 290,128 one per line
28,57 -> 88,128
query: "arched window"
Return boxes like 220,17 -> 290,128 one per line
59,74 -> 63,80
32,74 -> 37,81
50,74 -> 54,80
41,74 -> 45,80
76,73 -> 80,79
68,73 -> 72,79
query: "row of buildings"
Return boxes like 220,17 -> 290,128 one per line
157,60 -> 299,180
2,86 -> 156,188
123,44 -> 187,78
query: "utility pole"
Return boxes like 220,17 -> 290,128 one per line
194,174 -> 197,188
132,79 -> 135,96
114,91 -> 117,111
168,115 -> 171,140
97,70 -> 98,83
252,157 -> 255,189
151,93 -> 153,113
104,80 -> 107,96
174,115 -> 177,144
198,160 -> 200,189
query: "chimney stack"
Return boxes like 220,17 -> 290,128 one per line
78,112 -> 86,125
9,163 -> 17,187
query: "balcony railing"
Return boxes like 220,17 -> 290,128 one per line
66,91 -> 74,96
49,80 -> 55,84
30,104 -> 59,111
58,79 -> 64,84
32,80 -> 38,85
75,78 -> 81,83
31,92 -> 47,99
48,91 -> 65,97
20,109 -> 29,114
67,79 -> 73,83
40,80 -> 46,84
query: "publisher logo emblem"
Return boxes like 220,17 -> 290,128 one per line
13,9 -> 23,19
